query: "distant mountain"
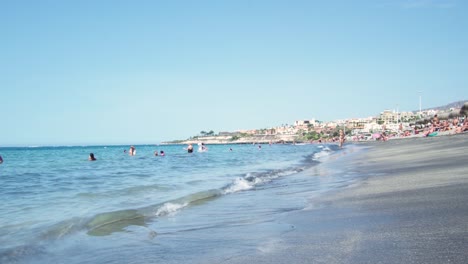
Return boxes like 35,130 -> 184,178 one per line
417,100 -> 467,112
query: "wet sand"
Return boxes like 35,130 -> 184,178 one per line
222,133 -> 468,264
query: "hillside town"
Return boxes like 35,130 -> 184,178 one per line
173,101 -> 467,144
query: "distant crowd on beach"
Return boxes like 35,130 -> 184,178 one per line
420,115 -> 468,137
345,114 -> 468,143
400,114 -> 468,139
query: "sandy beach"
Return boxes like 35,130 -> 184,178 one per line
222,133 -> 468,264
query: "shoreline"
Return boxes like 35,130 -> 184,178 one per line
162,134 -> 299,145
163,130 -> 467,146
221,132 -> 468,263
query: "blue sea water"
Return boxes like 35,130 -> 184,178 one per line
0,143 -> 360,263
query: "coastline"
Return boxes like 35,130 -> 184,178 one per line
221,133 -> 468,264
163,127 -> 466,146
162,134 -> 299,145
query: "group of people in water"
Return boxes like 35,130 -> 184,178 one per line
185,143 -> 208,153
1,144 -> 212,163
87,143 -> 205,161
122,145 -> 167,157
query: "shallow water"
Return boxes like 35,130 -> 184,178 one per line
0,143 -> 361,263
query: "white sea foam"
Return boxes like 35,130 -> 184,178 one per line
155,202 -> 188,217
222,177 -> 254,194
313,148 -> 332,160
276,169 -> 300,177
223,169 -> 302,195
257,238 -> 284,253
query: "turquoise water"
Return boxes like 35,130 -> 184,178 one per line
0,143 -> 357,263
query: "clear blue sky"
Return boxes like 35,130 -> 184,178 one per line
1,0 -> 467,146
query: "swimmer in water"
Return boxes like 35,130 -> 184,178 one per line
160,150 -> 165,156
88,153 -> 96,161
0,155 -> 3,164
198,142 -> 207,152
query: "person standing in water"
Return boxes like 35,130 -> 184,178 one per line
129,146 -> 136,156
187,144 -> 194,153
339,129 -> 345,148
0,155 -> 3,164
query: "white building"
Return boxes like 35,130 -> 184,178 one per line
362,122 -> 382,133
